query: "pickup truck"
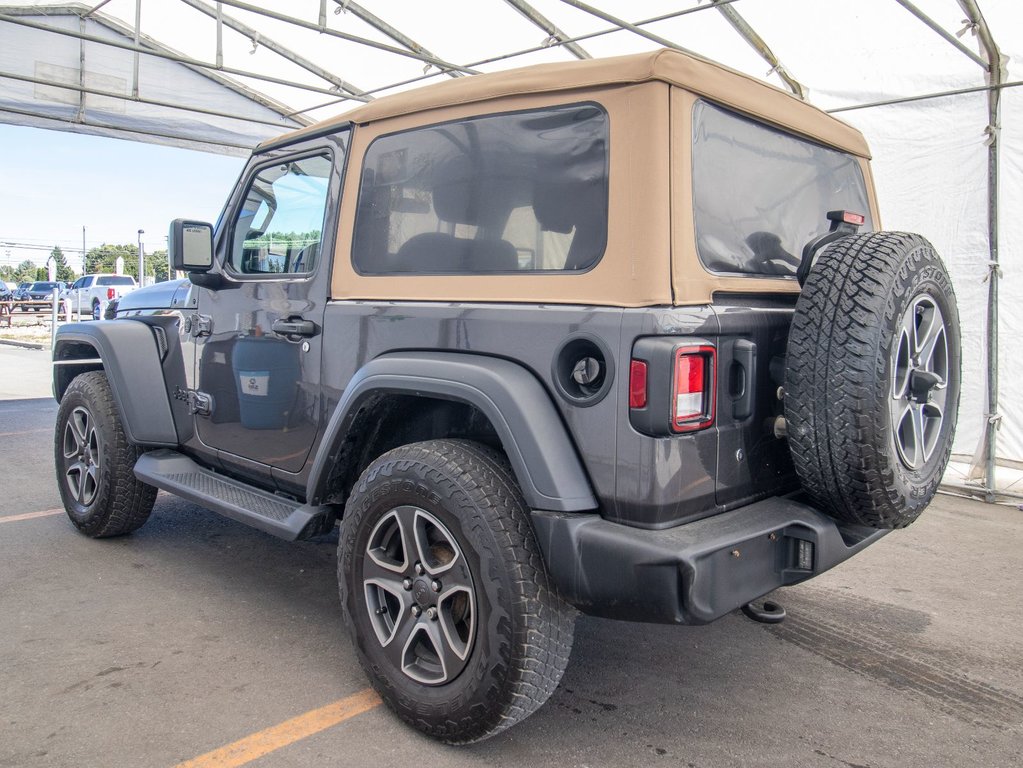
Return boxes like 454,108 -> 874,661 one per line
62,274 -> 139,320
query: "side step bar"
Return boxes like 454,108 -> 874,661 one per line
134,449 -> 331,541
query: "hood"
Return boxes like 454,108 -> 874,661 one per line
115,278 -> 190,312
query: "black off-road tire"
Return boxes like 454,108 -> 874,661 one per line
54,371 -> 157,537
91,300 -> 101,321
338,439 -> 575,744
786,232 -> 959,529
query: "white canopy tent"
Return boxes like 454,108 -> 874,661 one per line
0,0 -> 1019,500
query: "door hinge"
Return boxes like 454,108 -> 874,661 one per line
188,390 -> 213,417
186,313 -> 213,337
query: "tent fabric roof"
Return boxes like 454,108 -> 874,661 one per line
272,48 -> 870,157
0,0 -> 1020,497
0,3 -> 310,154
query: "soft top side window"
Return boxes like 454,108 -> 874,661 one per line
352,104 -> 609,275
228,152 -> 333,276
691,100 -> 873,278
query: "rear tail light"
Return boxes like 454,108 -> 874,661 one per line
106,287 -> 116,300
671,346 -> 715,432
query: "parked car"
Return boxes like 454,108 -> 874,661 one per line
21,281 -> 64,311
12,282 -> 31,301
52,48 -> 959,744
62,274 -> 138,320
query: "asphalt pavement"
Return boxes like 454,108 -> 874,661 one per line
1,354 -> 1021,767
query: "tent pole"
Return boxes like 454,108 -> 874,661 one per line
132,0 -> 140,99
711,1 -> 806,99
215,2 -> 223,68
0,13 -> 354,100
503,0 -> 592,60
893,0 -> 986,67
175,0 -> 370,100
334,1 -> 475,76
957,0 -> 1004,502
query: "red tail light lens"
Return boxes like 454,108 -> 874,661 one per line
672,346 -> 715,432
629,360 -> 648,408
106,287 -> 116,300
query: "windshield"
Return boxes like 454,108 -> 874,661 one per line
30,282 -> 59,291
96,276 -> 136,286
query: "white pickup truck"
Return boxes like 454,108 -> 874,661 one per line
62,274 -> 138,320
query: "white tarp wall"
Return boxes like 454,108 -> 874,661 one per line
0,6 -> 307,154
0,0 -> 1019,472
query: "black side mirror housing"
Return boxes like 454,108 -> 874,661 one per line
169,219 -> 214,273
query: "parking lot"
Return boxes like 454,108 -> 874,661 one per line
1,344 -> 1021,767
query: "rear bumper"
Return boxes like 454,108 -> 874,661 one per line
531,496 -> 887,625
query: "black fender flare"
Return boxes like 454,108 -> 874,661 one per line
52,321 -> 177,447
307,352 -> 597,512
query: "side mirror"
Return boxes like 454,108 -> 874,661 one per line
169,219 -> 214,273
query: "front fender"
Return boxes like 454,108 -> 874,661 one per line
308,352 -> 597,512
53,321 -> 177,447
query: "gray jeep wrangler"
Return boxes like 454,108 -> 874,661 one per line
52,49 -> 959,743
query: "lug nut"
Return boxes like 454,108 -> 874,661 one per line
414,562 -> 425,576
402,578 -> 413,591
426,607 -> 438,621
411,605 -> 422,617
431,580 -> 441,593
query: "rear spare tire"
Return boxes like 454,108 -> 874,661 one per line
785,232 -> 959,529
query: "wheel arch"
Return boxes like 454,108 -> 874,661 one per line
52,321 -> 177,447
308,352 -> 598,513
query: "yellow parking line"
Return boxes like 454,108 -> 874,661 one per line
0,508 -> 64,523
174,688 -> 382,768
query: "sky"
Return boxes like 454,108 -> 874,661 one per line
0,123 -> 244,273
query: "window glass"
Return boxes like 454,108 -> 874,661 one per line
692,101 -> 873,277
229,153 -> 332,275
352,105 -> 608,274
96,276 -> 136,286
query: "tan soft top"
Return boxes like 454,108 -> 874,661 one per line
263,48 -> 870,158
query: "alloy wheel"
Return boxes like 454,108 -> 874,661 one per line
890,294 -> 949,470
362,506 -> 476,685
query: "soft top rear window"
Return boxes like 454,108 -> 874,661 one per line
352,104 -> 609,275
96,276 -> 135,286
692,100 -> 873,278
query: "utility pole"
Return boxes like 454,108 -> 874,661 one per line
137,229 -> 145,286
82,225 -> 87,273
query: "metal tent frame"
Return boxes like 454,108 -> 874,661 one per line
0,0 -> 1013,500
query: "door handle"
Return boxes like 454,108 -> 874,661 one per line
272,317 -> 318,338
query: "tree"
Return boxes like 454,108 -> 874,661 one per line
149,250 -> 169,283
10,260 -> 38,284
50,246 -> 75,282
85,243 -> 170,283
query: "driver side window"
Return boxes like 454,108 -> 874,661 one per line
229,153 -> 332,275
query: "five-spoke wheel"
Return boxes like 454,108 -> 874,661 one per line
890,295 -> 949,471
339,439 -> 574,743
62,406 -> 101,506
362,506 -> 475,685
54,371 -> 156,537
